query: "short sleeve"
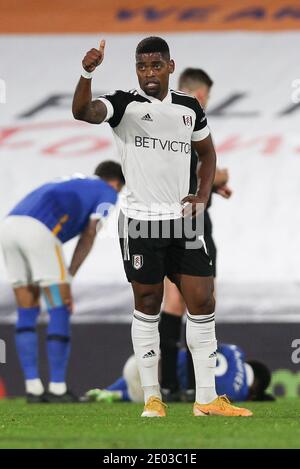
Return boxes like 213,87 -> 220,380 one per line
191,99 -> 210,142
96,97 -> 114,122
95,90 -> 132,128
90,189 -> 118,220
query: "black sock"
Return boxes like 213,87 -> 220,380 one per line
159,311 -> 182,392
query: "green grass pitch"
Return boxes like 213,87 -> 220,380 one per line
1,398 -> 300,449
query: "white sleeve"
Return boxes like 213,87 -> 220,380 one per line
89,201 -> 116,221
89,212 -> 102,220
191,125 -> 210,142
95,97 -> 114,122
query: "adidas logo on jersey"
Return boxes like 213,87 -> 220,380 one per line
209,351 -> 217,359
141,113 -> 153,122
143,350 -> 156,359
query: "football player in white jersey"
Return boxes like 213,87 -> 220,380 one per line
73,36 -> 252,417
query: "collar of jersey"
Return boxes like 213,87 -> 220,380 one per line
137,87 -> 172,103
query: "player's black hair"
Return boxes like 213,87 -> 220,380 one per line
179,68 -> 214,89
136,36 -> 170,60
94,161 -> 125,185
247,360 -> 275,401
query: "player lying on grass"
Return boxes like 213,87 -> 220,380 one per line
84,343 -> 275,404
0,161 -> 124,403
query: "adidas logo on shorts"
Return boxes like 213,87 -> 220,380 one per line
141,113 -> 153,122
143,350 -> 156,359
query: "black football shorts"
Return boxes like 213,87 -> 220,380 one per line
119,213 -> 213,284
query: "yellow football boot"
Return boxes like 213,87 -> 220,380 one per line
141,396 -> 167,417
193,395 -> 253,417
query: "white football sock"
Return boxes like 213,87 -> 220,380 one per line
186,312 -> 218,404
131,310 -> 161,403
25,378 -> 44,396
49,382 -> 67,395
143,385 -> 161,403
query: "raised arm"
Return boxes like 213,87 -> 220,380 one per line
72,39 -> 108,124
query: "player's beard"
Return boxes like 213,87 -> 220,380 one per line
143,82 -> 161,98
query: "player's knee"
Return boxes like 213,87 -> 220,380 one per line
199,295 -> 215,315
137,291 -> 162,315
190,293 -> 215,316
42,284 -> 72,310
164,298 -> 186,316
163,289 -> 186,315
60,294 -> 72,309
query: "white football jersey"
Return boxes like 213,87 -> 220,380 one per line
97,88 -> 210,221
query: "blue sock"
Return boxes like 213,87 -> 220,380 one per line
107,377 -> 131,401
47,305 -> 71,383
107,377 -> 127,392
15,307 -> 40,380
122,389 -> 131,402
